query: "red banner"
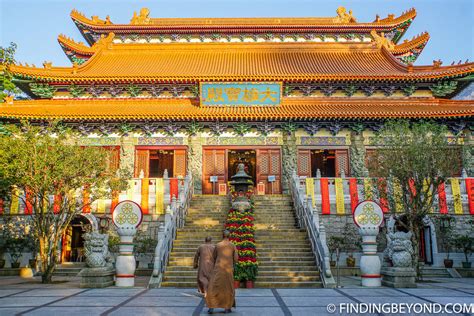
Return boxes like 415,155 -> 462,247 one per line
438,182 -> 448,214
25,188 -> 33,215
110,191 -> 119,213
170,178 -> 179,202
320,178 -> 330,215
0,199 -> 3,214
466,178 -> 474,215
378,178 -> 389,213
349,178 -> 359,213
53,194 -> 61,214
82,189 -> 91,213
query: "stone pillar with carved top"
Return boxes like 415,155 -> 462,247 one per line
349,131 -> 369,177
188,135 -> 203,194
120,136 -> 135,177
282,132 -> 297,194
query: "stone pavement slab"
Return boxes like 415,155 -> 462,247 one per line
0,276 -> 473,315
24,306 -> 110,316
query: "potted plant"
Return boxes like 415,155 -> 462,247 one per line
7,237 -> 26,268
342,223 -> 361,267
134,231 -> 157,269
454,234 -> 473,269
436,215 -> 455,268
327,236 -> 345,267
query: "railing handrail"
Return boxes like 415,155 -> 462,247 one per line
289,171 -> 336,288
148,172 -> 193,288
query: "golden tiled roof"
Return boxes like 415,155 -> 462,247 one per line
10,41 -> 473,83
1,98 -> 472,121
70,7 -> 416,31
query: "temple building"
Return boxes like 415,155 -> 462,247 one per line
1,7 -> 473,285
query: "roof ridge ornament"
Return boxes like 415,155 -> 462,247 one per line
371,29 -> 395,50
334,6 -> 356,23
94,33 -> 115,50
130,8 -> 152,25
43,61 -> 52,69
3,95 -> 14,105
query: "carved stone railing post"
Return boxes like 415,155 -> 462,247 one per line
163,169 -> 170,210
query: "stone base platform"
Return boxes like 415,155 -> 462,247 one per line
381,267 -> 417,288
79,267 -> 115,288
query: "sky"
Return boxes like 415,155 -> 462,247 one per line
0,0 -> 473,66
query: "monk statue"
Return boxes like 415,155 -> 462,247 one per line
193,236 -> 216,296
205,230 -> 239,314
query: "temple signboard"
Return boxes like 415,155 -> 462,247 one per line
200,82 -> 281,106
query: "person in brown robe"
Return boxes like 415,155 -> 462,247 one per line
193,236 -> 215,295
205,230 -> 239,314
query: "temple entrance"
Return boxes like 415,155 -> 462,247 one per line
228,149 -> 257,185
297,148 -> 350,178
134,146 -> 187,178
202,146 -> 281,194
61,216 -> 89,263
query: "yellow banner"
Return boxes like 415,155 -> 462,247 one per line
10,187 -> 20,215
450,178 -> 463,214
305,178 -> 315,208
334,178 -> 345,215
423,179 -> 433,213
364,178 -> 372,200
96,199 -> 106,213
392,180 -> 404,213
155,178 -> 164,215
141,178 -> 149,214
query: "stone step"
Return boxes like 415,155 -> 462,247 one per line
255,281 -> 322,288
163,270 -> 319,277
170,248 -> 312,254
165,265 -> 318,272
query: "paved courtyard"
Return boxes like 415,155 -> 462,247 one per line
0,276 -> 473,315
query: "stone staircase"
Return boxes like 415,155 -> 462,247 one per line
253,195 -> 321,288
53,262 -> 85,277
161,194 -> 321,288
420,266 -> 452,278
161,195 -> 230,287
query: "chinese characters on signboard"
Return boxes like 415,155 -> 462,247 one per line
200,82 -> 281,106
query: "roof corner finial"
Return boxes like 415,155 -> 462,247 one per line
3,95 -> 14,105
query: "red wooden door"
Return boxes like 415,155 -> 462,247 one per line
297,149 -> 312,178
257,148 -> 282,194
135,150 -> 150,177
335,149 -> 350,177
202,149 -> 226,194
173,149 -> 187,178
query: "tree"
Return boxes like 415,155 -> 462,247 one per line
0,42 -> 20,100
368,120 -> 460,277
0,122 -> 128,283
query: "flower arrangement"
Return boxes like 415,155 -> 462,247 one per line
225,204 -> 258,282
